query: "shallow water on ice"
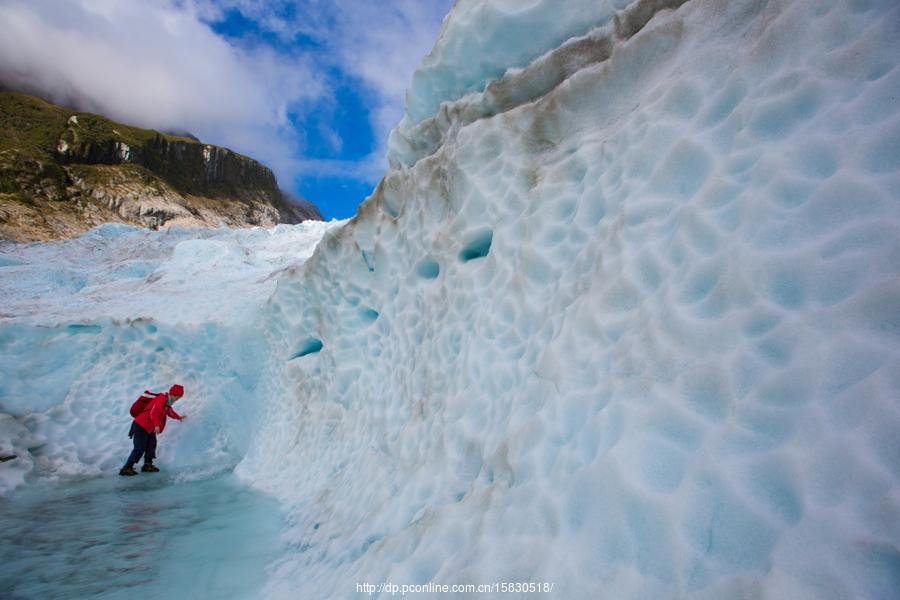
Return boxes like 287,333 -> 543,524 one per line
0,472 -> 285,600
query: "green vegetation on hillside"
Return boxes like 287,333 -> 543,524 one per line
0,92 -> 195,157
0,91 -> 321,241
0,91 -> 276,201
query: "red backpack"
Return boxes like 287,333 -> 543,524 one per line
130,390 -> 159,417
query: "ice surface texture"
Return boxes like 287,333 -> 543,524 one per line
2,0 -> 900,598
0,222 -> 339,494
400,0 -> 637,126
240,0 -> 900,597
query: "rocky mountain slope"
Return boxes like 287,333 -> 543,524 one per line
0,92 -> 321,241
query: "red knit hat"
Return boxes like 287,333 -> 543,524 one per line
169,384 -> 184,397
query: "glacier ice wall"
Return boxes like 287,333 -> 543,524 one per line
238,0 -> 900,597
0,222 -> 339,493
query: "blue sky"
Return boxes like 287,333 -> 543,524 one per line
0,0 -> 454,219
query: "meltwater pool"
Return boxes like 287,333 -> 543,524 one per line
0,471 -> 286,599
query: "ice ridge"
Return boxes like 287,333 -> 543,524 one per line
389,0 -> 690,169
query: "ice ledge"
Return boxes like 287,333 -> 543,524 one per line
388,0 -> 690,170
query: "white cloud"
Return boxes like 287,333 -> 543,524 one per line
190,0 -> 453,178
0,0 -> 452,192
0,0 -> 317,185
327,0 -> 452,166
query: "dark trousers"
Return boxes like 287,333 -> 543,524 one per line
126,421 -> 157,467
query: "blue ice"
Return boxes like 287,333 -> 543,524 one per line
289,337 -> 324,359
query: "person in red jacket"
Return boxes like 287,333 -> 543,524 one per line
119,384 -> 187,476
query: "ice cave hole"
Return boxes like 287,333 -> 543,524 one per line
289,337 -> 324,360
359,308 -> 380,323
416,259 -> 441,279
459,229 -> 493,262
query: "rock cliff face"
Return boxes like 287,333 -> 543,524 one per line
0,92 -> 321,241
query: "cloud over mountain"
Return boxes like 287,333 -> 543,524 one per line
0,0 -> 451,214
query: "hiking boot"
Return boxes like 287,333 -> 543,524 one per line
119,465 -> 138,476
141,463 -> 160,472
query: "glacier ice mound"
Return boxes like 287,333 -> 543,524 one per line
244,0 -> 900,597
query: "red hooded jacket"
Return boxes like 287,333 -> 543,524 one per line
134,393 -> 183,434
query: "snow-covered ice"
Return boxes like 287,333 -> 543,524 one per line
3,0 -> 900,598
0,222 -> 339,325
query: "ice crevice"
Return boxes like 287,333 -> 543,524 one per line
289,337 -> 325,360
